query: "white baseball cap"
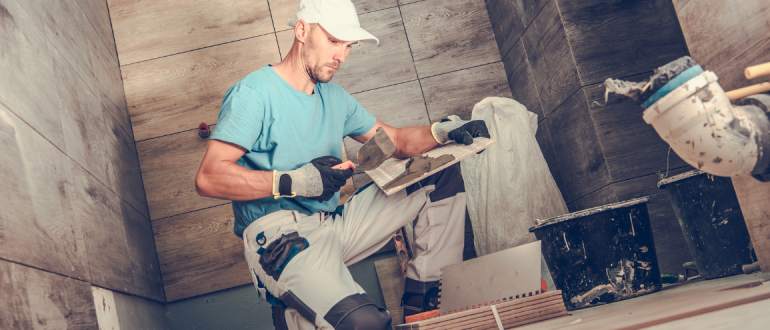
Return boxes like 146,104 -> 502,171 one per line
287,0 -> 379,46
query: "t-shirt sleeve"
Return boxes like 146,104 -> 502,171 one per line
210,84 -> 264,152
343,92 -> 377,137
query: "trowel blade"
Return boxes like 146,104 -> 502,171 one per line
357,127 -> 396,171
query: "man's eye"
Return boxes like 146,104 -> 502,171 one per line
330,39 -> 337,43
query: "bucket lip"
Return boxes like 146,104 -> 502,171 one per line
657,169 -> 707,188
530,196 -> 650,231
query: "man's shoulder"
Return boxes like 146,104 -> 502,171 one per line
237,67 -> 277,92
318,80 -> 351,98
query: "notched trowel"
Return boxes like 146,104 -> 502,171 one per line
356,127 -> 397,172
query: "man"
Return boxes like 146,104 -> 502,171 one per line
195,0 -> 489,329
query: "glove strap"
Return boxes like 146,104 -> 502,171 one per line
272,170 -> 297,199
430,122 -> 451,145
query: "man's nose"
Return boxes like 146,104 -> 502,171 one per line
333,47 -> 348,64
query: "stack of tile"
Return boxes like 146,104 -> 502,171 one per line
396,290 -> 567,330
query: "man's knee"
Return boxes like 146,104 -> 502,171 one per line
336,304 -> 391,330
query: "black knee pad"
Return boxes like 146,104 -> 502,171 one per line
336,304 -> 391,330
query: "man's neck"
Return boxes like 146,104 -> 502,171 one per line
272,46 -> 316,95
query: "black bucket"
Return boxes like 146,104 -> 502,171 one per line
658,170 -> 755,279
530,197 -> 661,310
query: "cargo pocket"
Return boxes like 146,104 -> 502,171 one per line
259,232 -> 309,281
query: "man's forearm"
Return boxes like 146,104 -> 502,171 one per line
196,160 -> 275,201
391,125 -> 439,159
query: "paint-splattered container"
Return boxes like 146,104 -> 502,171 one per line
658,170 -> 755,279
530,197 -> 661,310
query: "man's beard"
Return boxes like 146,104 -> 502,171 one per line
305,62 -> 337,83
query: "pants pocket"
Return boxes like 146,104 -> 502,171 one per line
259,232 -> 309,281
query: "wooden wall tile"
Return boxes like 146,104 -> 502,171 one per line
422,62 -> 512,122
0,104 -> 89,281
269,0 -> 300,32
558,0 -> 688,86
123,35 -> 280,141
503,38 -> 543,120
277,29 -> 295,60
567,184 -> 617,213
0,0 -> 65,151
343,80 -> 429,163
402,0 -> 500,78
485,0 -> 548,60
399,0 -> 426,6
153,204 -> 251,302
122,202 -> 165,302
108,0 -> 274,65
72,164 -> 135,293
75,0 -> 118,63
333,7 -> 417,94
535,120 -> 567,203
672,0 -> 770,91
520,0 -> 580,116
90,31 -> 128,126
137,127 -> 228,220
1,261 -> 98,329
614,168 -> 694,274
104,113 -> 150,218
583,77 -> 689,182
546,89 -> 610,203
354,0 -> 399,15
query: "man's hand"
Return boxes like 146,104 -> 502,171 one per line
273,156 -> 354,201
431,115 -> 490,145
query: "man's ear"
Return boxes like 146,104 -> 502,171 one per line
295,19 -> 310,44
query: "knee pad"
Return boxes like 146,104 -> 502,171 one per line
335,304 -> 391,330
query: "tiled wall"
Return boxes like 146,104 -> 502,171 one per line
486,0 -> 695,274
0,0 -> 163,326
110,0 -> 510,301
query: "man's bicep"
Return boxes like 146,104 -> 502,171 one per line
201,139 -> 248,165
350,119 -> 397,144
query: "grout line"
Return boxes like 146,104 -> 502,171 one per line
580,87 -> 614,183
135,124 -> 216,144
0,256 -> 90,283
350,79 -> 420,96
418,60 -> 503,81
553,0 -> 584,87
395,3 -> 431,121
519,37 -> 548,121
150,202 -> 233,222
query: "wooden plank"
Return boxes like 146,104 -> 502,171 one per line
276,29 -> 295,60
123,35 -> 280,141
136,126 -> 230,220
520,0 -> 581,117
333,7 -> 418,94
0,0 -> 66,151
672,0 -> 770,91
485,0 -> 548,61
421,62 -> 512,122
75,0 -> 118,63
108,0 -> 274,65
72,164 -> 136,293
535,120 -> 567,203
90,25 -> 128,128
558,0 -> 688,85
342,80 -> 429,164
103,107 -> 150,218
122,201 -> 165,302
374,256 -> 406,326
0,103 -> 90,281
568,184 -> 617,213
503,37 -> 544,121
613,168 -> 695,275
153,204 -> 251,302
731,176 -> 770,273
268,0 -> 300,32
545,88 -> 610,203
641,297 -> 770,330
1,261 -> 98,329
402,0 -> 501,78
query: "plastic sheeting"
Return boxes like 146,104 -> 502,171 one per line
461,97 -> 569,256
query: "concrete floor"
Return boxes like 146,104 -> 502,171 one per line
516,272 -> 770,330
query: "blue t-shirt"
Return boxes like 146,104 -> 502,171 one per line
211,65 -> 377,238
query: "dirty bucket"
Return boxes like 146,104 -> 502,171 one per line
530,197 -> 661,310
658,170 -> 755,279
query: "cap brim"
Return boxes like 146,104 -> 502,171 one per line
320,23 -> 379,46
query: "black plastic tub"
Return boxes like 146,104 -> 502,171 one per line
530,197 -> 661,310
658,170 -> 755,279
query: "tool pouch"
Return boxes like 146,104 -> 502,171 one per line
259,232 -> 309,281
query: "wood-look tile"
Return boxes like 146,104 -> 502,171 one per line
583,76 -> 689,183
0,104 -> 89,281
102,95 -> 134,142
343,80 -> 429,163
0,0 -> 65,151
521,0 -> 580,117
567,184 -> 617,213
72,164 -> 135,293
559,0 -> 688,85
75,0 -> 118,63
123,35 -> 280,141
485,0 -> 548,60
673,0 -> 770,91
399,0 -> 426,6
103,111 -> 150,218
90,31 -> 128,128
136,127 -> 229,220
614,167 -> 694,274
108,0 -> 273,65
153,204 -> 251,302
2,261 -> 98,329
269,0 -> 300,32
503,38 -> 543,121
535,120 -> 567,203
402,0 -> 500,78
354,0 -> 399,15
546,89 -> 610,203
122,201 -> 165,302
276,29 -> 295,60
421,62 -> 512,122
333,8 -> 417,94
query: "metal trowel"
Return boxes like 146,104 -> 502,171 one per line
356,127 -> 397,172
